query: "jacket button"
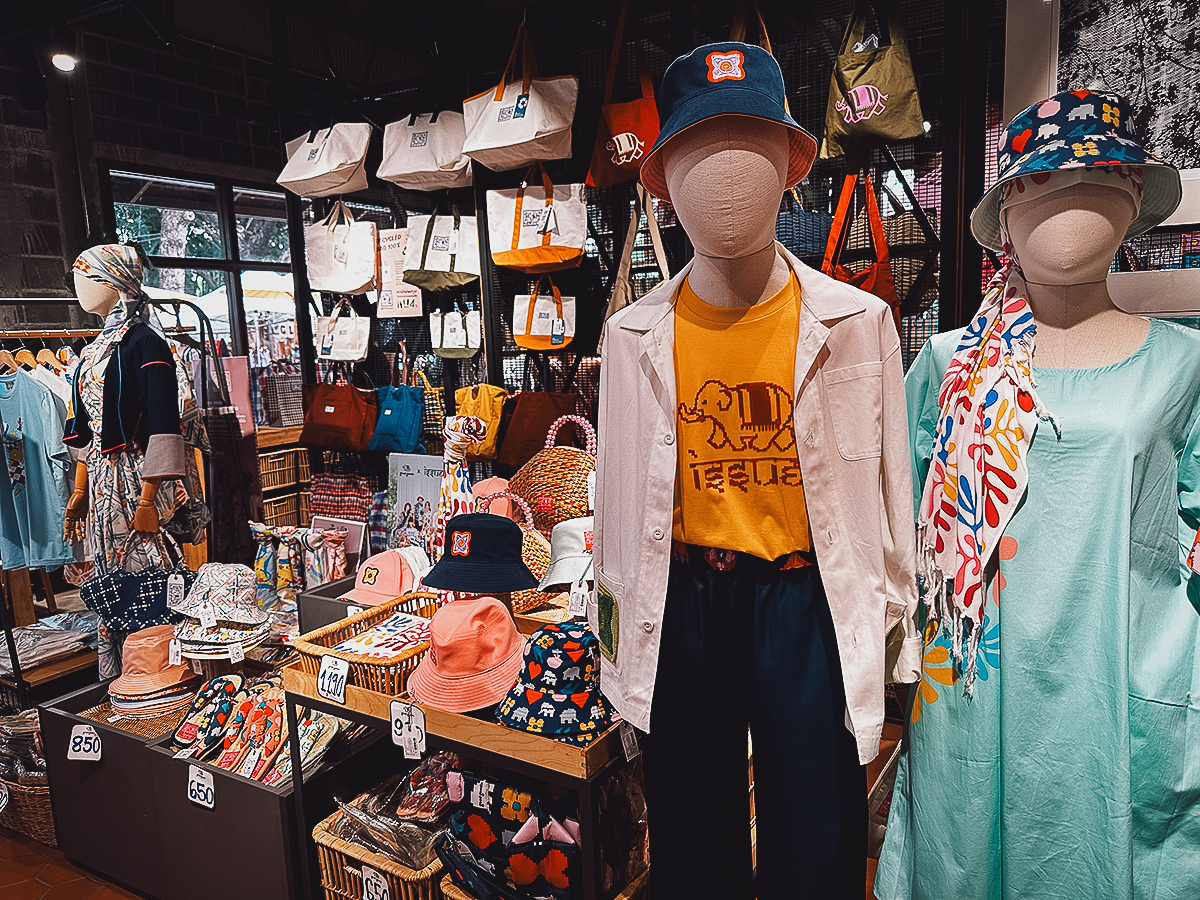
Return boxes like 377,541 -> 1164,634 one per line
827,530 -> 834,545
652,528 -> 664,540
641,620 -> 654,634
664,433 -> 674,445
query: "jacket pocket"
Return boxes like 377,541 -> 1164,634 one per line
824,362 -> 883,460
593,568 -> 622,666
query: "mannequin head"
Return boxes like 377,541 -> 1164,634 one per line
662,116 -> 789,259
1003,180 -> 1137,286
72,244 -> 146,317
73,272 -> 121,316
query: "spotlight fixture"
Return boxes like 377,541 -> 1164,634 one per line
48,25 -> 77,73
51,53 -> 76,72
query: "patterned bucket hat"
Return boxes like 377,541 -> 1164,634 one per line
171,563 -> 269,626
495,622 -> 612,745
970,89 -> 1182,251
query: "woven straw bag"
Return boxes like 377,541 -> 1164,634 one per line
509,415 -> 596,537
477,491 -> 553,614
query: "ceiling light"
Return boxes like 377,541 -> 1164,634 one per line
48,26 -> 77,73
51,53 -> 76,72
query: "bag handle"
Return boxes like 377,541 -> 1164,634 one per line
524,278 -> 563,337
417,202 -> 463,270
495,22 -> 539,100
545,414 -> 597,457
822,169 -> 891,274
392,340 -> 408,388
729,2 -> 790,115
602,0 -> 654,105
478,490 -> 535,528
513,165 -> 557,252
318,200 -> 355,229
840,0 -> 907,54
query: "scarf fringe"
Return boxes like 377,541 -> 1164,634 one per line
915,523 -> 984,698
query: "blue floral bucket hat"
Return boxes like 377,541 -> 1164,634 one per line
970,89 -> 1182,251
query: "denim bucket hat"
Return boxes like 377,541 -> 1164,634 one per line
639,41 -> 817,202
970,89 -> 1182,251
422,513 -> 538,593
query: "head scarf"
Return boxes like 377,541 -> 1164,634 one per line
72,244 -> 147,300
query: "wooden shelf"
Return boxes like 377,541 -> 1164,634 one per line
2,649 -> 98,686
256,425 -> 304,449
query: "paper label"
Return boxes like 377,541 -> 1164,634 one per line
390,699 -> 426,760
346,605 -> 364,616
191,658 -> 204,674
324,405 -> 336,414
568,585 -> 587,617
173,747 -> 195,760
550,317 -> 565,346
317,655 -> 349,704
620,720 -> 640,761
167,574 -> 185,607
228,642 -> 245,664
587,470 -> 596,511
333,241 -> 347,264
238,748 -> 260,778
67,724 -> 101,761
169,639 -> 182,667
448,227 -> 460,255
0,781 -> 9,812
187,764 -> 215,809
514,93 -> 529,119
538,205 -> 557,234
362,865 -> 390,900
199,604 -> 217,630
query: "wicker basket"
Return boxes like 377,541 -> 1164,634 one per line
298,451 -> 312,484
0,777 -> 56,847
508,414 -> 596,538
264,493 -> 300,528
314,810 -> 443,900
260,449 -> 299,491
475,492 -> 554,614
299,492 -> 311,527
294,591 -> 443,695
439,866 -> 648,900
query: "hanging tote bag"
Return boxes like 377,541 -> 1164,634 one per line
487,165 -> 587,273
586,0 -> 660,187
415,369 -> 446,443
315,299 -> 371,362
476,492 -> 553,614
263,362 -> 305,428
402,205 -> 481,292
455,382 -> 508,461
495,355 -> 581,470
378,111 -> 473,190
368,348 -> 424,454
598,184 -> 669,351
819,0 -> 926,160
822,169 -> 901,334
305,202 -> 379,294
461,23 -> 578,171
509,414 -> 597,537
277,124 -> 372,197
513,278 -> 575,351
80,536 -> 192,631
300,367 -> 380,452
775,187 -> 834,258
430,301 -> 482,359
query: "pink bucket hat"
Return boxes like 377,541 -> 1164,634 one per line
110,624 -> 196,697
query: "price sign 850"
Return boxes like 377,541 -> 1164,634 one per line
67,724 -> 102,761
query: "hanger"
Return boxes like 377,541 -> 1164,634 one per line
36,348 -> 60,370
0,349 -> 16,374
14,347 -> 37,370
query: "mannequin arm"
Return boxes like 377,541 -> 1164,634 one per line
131,477 -> 164,533
64,461 -> 88,543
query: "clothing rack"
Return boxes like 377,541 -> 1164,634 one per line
0,327 -> 196,340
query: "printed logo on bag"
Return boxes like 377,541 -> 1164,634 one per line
522,209 -> 545,228
451,531 -> 472,556
584,530 -> 593,552
498,105 -> 515,123
307,146 -> 321,161
536,311 -> 552,320
361,566 -> 379,585
836,84 -> 890,124
608,132 -> 645,166
707,51 -> 746,82
410,131 -> 429,148
432,235 -> 451,252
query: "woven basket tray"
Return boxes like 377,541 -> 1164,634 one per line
78,701 -> 189,741
294,591 -> 443,695
0,776 -> 56,847
313,809 -> 443,900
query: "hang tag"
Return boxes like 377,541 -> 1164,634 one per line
538,205 -> 558,235
173,747 -> 195,760
199,604 -> 217,630
390,699 -> 426,760
187,764 -> 215,809
587,470 -> 596,512
317,655 -> 349,704
346,605 -> 364,617
319,333 -> 334,356
238,748 -> 260,779
568,584 -> 587,618
191,658 -> 203,674
67,724 -> 102,762
0,781 -> 9,813
620,721 -> 640,761
550,317 -> 565,346
169,639 -> 182,667
228,642 -> 245,664
448,227 -> 460,255
514,93 -> 529,119
332,242 -> 348,264
167,574 -> 185,607
362,865 -> 391,900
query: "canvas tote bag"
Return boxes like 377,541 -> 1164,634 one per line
597,184 -> 669,352
487,165 -> 587,273
378,111 -> 473,190
462,23 -> 578,171
586,0 -> 660,188
316,299 -> 371,362
430,300 -> 482,359
513,278 -> 575,351
306,201 -> 379,294
821,169 -> 901,334
402,205 -> 481,292
819,0 -> 926,159
278,124 -> 371,197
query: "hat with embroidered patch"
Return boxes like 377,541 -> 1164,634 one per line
538,516 -> 594,591
422,513 -> 538,593
970,89 -> 1182,251
339,549 -> 417,607
639,41 -> 817,203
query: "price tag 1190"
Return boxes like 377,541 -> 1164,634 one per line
389,700 -> 426,760
361,865 -> 390,900
317,655 -> 349,704
67,724 -> 102,761
187,764 -> 215,809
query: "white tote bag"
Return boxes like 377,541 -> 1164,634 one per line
513,278 -> 575,351
487,165 -> 587,273
305,202 -> 379,294
430,302 -> 482,359
402,207 -> 481,292
378,112 -> 473,190
278,124 -> 372,197
315,300 -> 371,362
462,24 -> 578,171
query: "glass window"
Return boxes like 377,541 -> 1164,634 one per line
234,187 -> 291,263
110,171 -> 225,259
142,267 -> 232,351
240,271 -> 319,368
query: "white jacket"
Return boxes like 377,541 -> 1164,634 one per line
590,245 -> 921,764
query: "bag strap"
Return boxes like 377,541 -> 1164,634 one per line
862,171 -> 891,265
640,185 -> 670,281
822,169 -> 859,275
393,340 -> 407,388
495,22 -> 539,100
545,414 -> 597,456
513,165 -> 557,252
524,278 -> 563,337
730,0 -> 773,54
478,491 -> 535,527
602,0 -> 654,105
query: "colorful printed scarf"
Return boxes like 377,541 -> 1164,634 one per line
73,244 -> 148,299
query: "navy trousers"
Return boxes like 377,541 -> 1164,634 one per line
644,553 -> 865,900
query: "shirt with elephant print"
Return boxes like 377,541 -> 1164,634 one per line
672,273 -> 811,559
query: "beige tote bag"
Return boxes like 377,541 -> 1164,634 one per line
278,124 -> 371,197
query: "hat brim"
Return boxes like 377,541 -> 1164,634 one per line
640,99 -> 818,203
421,560 -> 539,593
338,586 -> 399,607
110,663 -> 197,697
970,159 -> 1183,252
538,555 -> 593,592
407,640 -> 525,714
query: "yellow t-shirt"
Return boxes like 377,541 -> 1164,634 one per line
672,273 -> 811,559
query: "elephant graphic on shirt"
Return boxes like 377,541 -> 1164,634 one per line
678,380 -> 796,452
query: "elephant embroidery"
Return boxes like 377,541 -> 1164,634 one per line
836,84 -> 889,123
559,709 -> 578,725
678,379 -> 796,452
511,707 -> 529,723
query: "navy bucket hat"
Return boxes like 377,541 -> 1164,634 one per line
639,41 -> 817,202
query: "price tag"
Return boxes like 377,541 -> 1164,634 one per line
448,227 -> 460,255
187,764 -> 215,809
67,724 -> 102,761
168,639 -> 182,667
390,700 -> 426,760
513,92 -> 529,119
362,865 -> 390,900
568,584 -> 587,618
167,574 -> 186,607
238,749 -> 260,779
317,655 -> 349,704
199,604 -> 217,630
346,605 -> 364,617
619,720 -> 640,762
228,642 -> 245,664
550,317 -> 565,346
191,658 -> 204,674
0,781 -> 9,812
587,470 -> 596,511
173,747 -> 195,760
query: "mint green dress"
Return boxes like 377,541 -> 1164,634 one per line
875,318 -> 1200,900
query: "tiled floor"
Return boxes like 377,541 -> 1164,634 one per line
0,826 -> 141,900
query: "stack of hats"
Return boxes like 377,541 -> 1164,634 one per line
170,564 -> 273,660
496,622 -> 612,745
108,624 -> 201,719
